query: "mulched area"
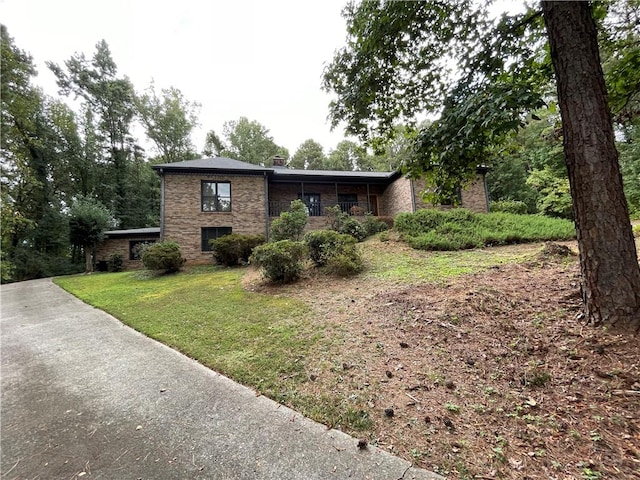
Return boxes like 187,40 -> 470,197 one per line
247,241 -> 640,479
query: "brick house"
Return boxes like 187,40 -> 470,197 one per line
95,156 -> 489,268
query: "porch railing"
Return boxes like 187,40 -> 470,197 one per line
268,201 -> 375,217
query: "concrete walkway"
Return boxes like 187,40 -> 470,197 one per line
1,278 -> 442,480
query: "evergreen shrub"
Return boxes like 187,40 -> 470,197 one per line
142,241 -> 186,273
211,233 -> 265,266
270,199 -> 309,241
107,253 -> 123,272
250,240 -> 307,283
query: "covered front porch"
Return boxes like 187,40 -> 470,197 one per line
267,181 -> 385,218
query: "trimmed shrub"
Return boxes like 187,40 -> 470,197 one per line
250,240 -> 307,283
304,230 -> 354,266
394,208 -> 575,251
142,240 -> 186,273
324,204 -> 366,241
361,213 -> 389,237
338,216 -> 366,241
324,244 -> 364,276
210,233 -> 265,266
107,253 -> 123,272
270,199 -> 309,241
491,200 -> 528,215
304,230 -> 364,276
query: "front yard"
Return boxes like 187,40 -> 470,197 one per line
54,236 -> 640,480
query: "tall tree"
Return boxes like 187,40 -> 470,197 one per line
323,0 -> 640,329
135,82 -> 200,163
68,196 -> 113,273
48,40 -> 139,227
221,117 -> 288,166
1,26 -> 77,281
290,139 -> 326,169
326,140 -> 367,171
542,1 -> 640,326
202,129 -> 226,157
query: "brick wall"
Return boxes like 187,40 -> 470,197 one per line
162,173 -> 267,264
381,177 -> 414,216
95,236 -> 158,270
412,173 -> 488,213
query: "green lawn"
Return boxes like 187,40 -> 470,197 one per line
53,240 -> 552,430
54,267 -> 316,400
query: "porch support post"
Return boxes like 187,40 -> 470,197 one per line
366,183 -> 371,212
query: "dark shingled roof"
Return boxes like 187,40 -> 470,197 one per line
104,227 -> 160,238
152,156 -> 401,183
152,157 -> 270,174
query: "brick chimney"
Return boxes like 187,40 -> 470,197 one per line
272,155 -> 286,168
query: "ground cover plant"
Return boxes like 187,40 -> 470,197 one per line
394,209 -> 576,250
55,233 -> 640,479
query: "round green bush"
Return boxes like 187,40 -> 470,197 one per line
250,240 -> 307,283
142,240 -> 186,273
211,233 -> 265,266
490,200 -> 528,215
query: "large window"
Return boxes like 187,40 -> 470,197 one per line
202,181 -> 231,212
201,227 -> 232,251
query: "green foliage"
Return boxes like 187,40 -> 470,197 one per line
303,230 -> 352,266
107,253 -> 124,272
361,213 -> 389,236
221,116 -> 288,166
270,199 -> 309,241
618,123 -> 640,215
527,168 -> 574,219
210,233 -> 265,266
135,82 -> 200,163
250,240 -> 307,283
633,224 -> 640,238
68,197 -> 113,248
490,200 -> 528,215
324,204 -> 366,241
324,246 -> 364,277
326,140 -> 368,171
394,209 -> 575,251
141,240 -> 186,273
290,139 -> 326,169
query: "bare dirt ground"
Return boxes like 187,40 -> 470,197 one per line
246,238 -> 640,480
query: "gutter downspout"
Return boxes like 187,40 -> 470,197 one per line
264,172 -> 270,240
159,169 -> 165,239
409,177 -> 417,213
483,172 -> 490,213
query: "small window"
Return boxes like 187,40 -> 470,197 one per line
202,181 -> 231,212
129,240 -> 156,260
201,227 -> 232,251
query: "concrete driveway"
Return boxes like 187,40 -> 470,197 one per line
1,278 -> 442,480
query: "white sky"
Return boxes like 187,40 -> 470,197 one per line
1,0 -> 525,158
1,0 -> 355,157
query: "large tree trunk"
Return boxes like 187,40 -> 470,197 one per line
542,1 -> 640,330
84,245 -> 94,273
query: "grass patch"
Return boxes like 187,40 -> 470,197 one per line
361,239 -> 537,283
394,209 -> 575,251
54,266 -> 317,399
